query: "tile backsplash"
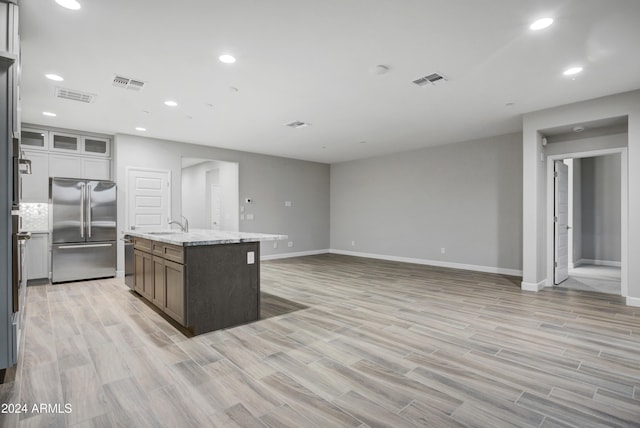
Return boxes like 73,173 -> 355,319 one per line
20,203 -> 49,232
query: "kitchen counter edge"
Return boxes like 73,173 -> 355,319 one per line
124,230 -> 288,247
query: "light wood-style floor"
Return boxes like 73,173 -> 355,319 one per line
2,254 -> 640,427
561,265 -> 622,295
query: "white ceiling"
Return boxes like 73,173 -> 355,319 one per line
19,0 -> 640,164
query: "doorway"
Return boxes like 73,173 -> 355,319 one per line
548,150 -> 626,295
181,158 -> 239,231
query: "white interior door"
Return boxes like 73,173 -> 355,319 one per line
127,168 -> 170,231
554,160 -> 570,284
210,184 -> 222,230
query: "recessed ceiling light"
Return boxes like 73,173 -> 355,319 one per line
42,111 -> 57,117
55,0 -> 81,10
135,127 -> 146,132
563,66 -> 583,76
45,73 -> 64,82
530,17 -> 553,31
219,54 -> 236,64
164,100 -> 178,107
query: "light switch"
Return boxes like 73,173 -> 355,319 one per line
247,251 -> 255,264
285,201 -> 292,207
246,214 -> 254,220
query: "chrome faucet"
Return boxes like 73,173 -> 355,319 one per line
168,216 -> 189,232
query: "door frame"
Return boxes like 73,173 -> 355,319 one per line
210,183 -> 222,230
553,160 -> 570,285
546,147 -> 628,296
125,166 -> 172,232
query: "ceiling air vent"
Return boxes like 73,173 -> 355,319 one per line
285,121 -> 310,129
55,87 -> 96,103
412,72 -> 447,87
113,75 -> 146,92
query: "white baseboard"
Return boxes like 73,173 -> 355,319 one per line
575,259 -> 621,268
329,249 -> 522,277
626,296 -> 640,307
261,249 -> 329,261
115,270 -> 124,278
521,279 -> 547,292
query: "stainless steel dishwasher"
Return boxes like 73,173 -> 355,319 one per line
123,237 -> 134,288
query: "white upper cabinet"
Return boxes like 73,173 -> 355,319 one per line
81,157 -> 110,180
19,125 -> 113,187
49,154 -> 82,178
48,131 -> 111,157
0,2 -> 19,57
82,136 -> 110,157
50,132 -> 82,154
20,128 -> 48,150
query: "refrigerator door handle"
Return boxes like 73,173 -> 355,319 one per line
58,243 -> 113,249
80,182 -> 85,238
87,184 -> 92,238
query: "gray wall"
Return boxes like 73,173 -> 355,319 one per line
580,154 -> 621,263
115,134 -> 330,273
330,133 -> 523,274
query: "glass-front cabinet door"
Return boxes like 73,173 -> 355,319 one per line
82,136 -> 110,156
50,132 -> 81,153
21,128 -> 49,150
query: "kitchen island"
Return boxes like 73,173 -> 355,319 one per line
124,229 -> 286,335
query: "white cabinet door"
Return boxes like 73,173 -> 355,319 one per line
26,233 -> 50,280
47,154 -> 111,180
50,132 -> 82,154
21,128 -> 49,151
21,150 -> 49,202
82,136 -> 110,157
82,158 -> 111,180
49,154 -> 82,178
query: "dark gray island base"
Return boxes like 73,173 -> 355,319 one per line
125,230 -> 286,335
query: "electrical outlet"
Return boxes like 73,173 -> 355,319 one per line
288,241 -> 293,248
441,247 -> 446,254
246,214 -> 254,220
285,201 -> 292,207
273,242 -> 278,249
351,240 -> 356,246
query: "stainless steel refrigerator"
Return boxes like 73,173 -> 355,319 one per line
51,178 -> 117,283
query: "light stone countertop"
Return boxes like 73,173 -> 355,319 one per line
125,229 -> 288,247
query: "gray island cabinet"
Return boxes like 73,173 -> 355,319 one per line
125,230 -> 286,335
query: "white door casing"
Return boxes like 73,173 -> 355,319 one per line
210,184 -> 222,231
127,168 -> 170,231
554,160 -> 569,284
